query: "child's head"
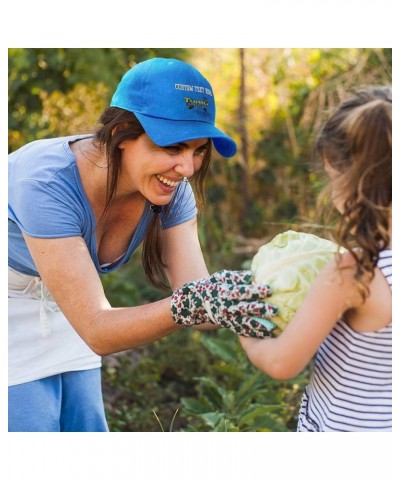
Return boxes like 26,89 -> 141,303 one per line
316,86 -> 392,298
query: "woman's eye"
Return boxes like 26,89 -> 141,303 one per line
195,147 -> 207,157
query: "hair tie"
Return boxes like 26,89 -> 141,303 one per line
150,204 -> 162,214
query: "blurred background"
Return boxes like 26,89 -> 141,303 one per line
8,48 -> 392,431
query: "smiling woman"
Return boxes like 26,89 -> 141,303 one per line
116,135 -> 209,207
8,57 -> 278,432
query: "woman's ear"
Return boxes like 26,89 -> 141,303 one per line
118,138 -> 130,149
111,123 -> 130,137
111,123 -> 135,149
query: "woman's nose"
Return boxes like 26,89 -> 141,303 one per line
175,152 -> 196,178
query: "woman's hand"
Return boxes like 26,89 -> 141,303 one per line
170,269 -> 277,337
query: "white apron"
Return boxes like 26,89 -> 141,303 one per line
8,267 -> 101,386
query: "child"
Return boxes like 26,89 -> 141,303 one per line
240,86 -> 392,431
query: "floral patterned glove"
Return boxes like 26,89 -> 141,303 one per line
171,270 -> 278,338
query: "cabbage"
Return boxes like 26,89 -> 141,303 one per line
251,230 -> 345,334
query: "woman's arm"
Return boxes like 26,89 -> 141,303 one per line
23,217 -> 211,356
23,233 -> 181,356
239,253 -> 363,380
162,216 -> 209,289
162,216 -> 221,331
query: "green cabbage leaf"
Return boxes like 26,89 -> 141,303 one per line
251,230 -> 345,334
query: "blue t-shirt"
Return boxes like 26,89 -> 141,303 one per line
8,135 -> 198,276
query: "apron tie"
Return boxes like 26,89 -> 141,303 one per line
22,277 -> 60,338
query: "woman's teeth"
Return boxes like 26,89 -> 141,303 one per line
156,175 -> 179,187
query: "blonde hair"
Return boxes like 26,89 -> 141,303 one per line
316,87 -> 392,300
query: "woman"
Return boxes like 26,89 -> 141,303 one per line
8,57 -> 277,431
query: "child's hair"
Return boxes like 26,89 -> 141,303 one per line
315,86 -> 392,300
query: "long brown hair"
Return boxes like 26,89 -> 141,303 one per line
95,107 -> 212,289
315,86 -> 392,300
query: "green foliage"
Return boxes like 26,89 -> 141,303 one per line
102,326 -> 214,432
180,329 -> 307,431
8,48 -> 189,151
103,328 -> 307,432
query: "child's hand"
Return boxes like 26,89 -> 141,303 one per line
171,269 -> 278,337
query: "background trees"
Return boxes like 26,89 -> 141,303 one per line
8,48 -> 392,430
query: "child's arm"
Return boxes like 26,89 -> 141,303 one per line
240,252 -> 362,380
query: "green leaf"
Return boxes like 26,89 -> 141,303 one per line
221,391 -> 236,413
195,376 -> 227,399
239,404 -> 283,425
198,412 -> 226,429
250,414 -> 288,432
181,397 -> 210,415
200,334 -> 238,363
235,372 -> 269,408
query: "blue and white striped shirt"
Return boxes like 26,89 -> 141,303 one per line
297,250 -> 392,432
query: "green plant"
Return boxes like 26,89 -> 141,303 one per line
102,328 -> 212,432
102,327 -> 307,431
180,329 -> 307,431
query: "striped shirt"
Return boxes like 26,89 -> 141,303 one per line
297,250 -> 392,432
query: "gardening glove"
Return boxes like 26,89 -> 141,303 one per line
171,269 -> 278,338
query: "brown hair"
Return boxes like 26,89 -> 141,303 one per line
94,107 -> 212,289
315,86 -> 392,300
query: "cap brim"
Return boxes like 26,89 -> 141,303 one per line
135,113 -> 237,158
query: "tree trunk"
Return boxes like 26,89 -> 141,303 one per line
238,48 -> 249,230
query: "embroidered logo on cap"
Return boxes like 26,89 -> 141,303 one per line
175,83 -> 213,114
184,97 -> 209,112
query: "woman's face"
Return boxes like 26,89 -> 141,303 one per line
118,134 -> 209,205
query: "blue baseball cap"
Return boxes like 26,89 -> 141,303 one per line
110,57 -> 237,158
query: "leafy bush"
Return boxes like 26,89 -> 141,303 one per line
180,329 -> 308,431
102,327 -> 308,432
102,328 -> 210,432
